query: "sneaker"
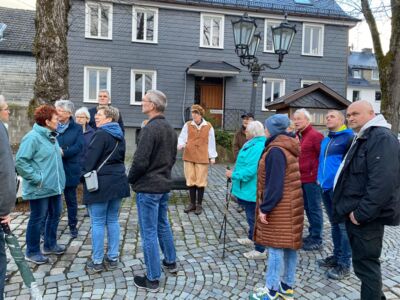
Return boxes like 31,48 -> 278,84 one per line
162,259 -> 178,273
25,254 -> 49,265
243,250 -> 267,260
86,260 -> 104,274
70,227 -> 78,239
42,244 -> 66,255
327,265 -> 350,280
104,257 -> 119,270
236,204 -> 244,213
133,275 -> 159,292
317,255 -> 338,268
249,287 -> 279,300
278,282 -> 294,300
302,241 -> 322,251
237,238 -> 253,246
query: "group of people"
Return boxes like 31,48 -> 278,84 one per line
229,103 -> 399,300
0,89 -> 399,300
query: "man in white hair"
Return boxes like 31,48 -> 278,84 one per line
333,100 -> 400,300
293,108 -> 324,251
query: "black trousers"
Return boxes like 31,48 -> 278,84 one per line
346,220 -> 386,300
0,228 -> 6,300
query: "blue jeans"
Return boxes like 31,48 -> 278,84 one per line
266,248 -> 298,291
237,199 -> 265,253
0,228 -> 6,300
322,189 -> 351,268
136,193 -> 177,281
88,198 -> 121,264
64,186 -> 78,228
26,195 -> 62,256
302,183 -> 323,244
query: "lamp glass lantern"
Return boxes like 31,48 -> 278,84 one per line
271,21 -> 297,55
232,14 -> 257,58
247,33 -> 262,60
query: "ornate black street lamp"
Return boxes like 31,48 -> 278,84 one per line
232,14 -> 296,115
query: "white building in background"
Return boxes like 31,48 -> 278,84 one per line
347,48 -> 381,113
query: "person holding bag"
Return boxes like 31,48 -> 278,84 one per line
82,106 -> 130,274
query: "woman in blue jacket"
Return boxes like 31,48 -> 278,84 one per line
16,105 -> 66,265
82,106 -> 130,274
226,121 -> 267,260
55,100 -> 84,238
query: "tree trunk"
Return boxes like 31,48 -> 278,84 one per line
361,0 -> 400,133
29,0 -> 70,117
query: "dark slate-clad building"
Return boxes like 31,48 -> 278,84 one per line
67,0 -> 358,148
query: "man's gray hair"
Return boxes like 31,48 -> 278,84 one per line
98,105 -> 119,122
98,89 -> 110,99
146,90 -> 167,112
75,106 -> 90,119
246,121 -> 265,137
55,99 -> 74,114
294,108 -> 312,121
0,95 -> 5,110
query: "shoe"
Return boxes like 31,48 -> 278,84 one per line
194,205 -> 203,215
317,255 -> 338,268
162,259 -> 178,273
70,227 -> 78,239
86,260 -> 104,274
42,244 -> 66,255
134,275 -> 159,292
236,205 -> 244,213
302,241 -> 322,251
327,265 -> 350,280
237,238 -> 253,246
184,203 -> 196,213
249,287 -> 279,300
243,250 -> 267,260
278,282 -> 294,300
104,257 -> 119,270
25,253 -> 49,265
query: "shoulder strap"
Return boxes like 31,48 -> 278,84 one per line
97,141 -> 119,172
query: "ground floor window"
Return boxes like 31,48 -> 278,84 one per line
83,66 -> 111,103
130,69 -> 157,105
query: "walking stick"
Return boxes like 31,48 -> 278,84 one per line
218,167 -> 232,259
1,223 -> 42,300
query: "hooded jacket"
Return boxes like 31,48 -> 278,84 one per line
333,115 -> 400,225
16,123 -> 66,200
231,136 -> 266,202
317,126 -> 354,190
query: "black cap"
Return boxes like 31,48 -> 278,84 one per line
241,112 -> 254,119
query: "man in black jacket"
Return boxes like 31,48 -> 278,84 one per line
128,90 -> 178,292
333,100 -> 400,300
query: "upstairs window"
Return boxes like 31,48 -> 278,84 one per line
132,7 -> 158,43
353,69 -> 361,79
84,66 -> 111,103
302,23 -> 324,56
372,69 -> 379,80
85,2 -> 113,39
262,78 -> 285,110
264,20 -> 280,53
200,13 -> 224,49
131,69 -> 157,105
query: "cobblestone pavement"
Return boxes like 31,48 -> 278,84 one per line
5,164 -> 400,299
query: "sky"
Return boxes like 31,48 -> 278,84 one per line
0,0 -> 391,53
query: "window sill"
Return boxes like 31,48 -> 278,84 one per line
130,102 -> 143,106
199,45 -> 224,50
85,35 -> 113,41
301,53 -> 323,57
131,40 -> 158,44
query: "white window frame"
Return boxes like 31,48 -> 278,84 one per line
200,13 -> 224,49
302,23 -> 324,56
261,78 -> 285,111
301,80 -> 320,88
83,66 -> 111,103
353,69 -> 361,79
263,19 -> 281,53
85,1 -> 113,40
130,69 -> 157,105
372,69 -> 379,80
132,6 -> 158,43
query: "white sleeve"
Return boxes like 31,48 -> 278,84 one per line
208,127 -> 218,159
178,123 -> 188,148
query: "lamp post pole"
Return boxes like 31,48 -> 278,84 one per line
249,65 -> 261,116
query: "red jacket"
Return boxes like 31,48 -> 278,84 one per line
297,125 -> 323,183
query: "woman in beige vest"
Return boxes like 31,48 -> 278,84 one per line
178,105 -> 217,215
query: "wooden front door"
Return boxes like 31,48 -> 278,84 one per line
199,83 -> 223,127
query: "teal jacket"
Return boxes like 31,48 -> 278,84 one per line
232,136 -> 266,202
16,123 -> 66,200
